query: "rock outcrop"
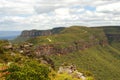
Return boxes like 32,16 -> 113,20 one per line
58,64 -> 86,80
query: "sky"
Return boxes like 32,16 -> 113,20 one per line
0,0 -> 120,31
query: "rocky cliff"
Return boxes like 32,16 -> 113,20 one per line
20,27 -> 65,38
35,40 -> 108,56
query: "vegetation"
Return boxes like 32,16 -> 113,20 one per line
49,45 -> 120,80
2,60 -> 50,80
0,26 -> 120,80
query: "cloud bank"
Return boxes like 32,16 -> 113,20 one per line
0,0 -> 120,31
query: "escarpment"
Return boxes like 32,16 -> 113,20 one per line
17,26 -> 120,56
20,27 -> 65,38
35,39 -> 108,56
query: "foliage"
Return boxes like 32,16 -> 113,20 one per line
4,60 -> 50,80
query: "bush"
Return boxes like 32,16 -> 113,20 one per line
4,60 -> 50,80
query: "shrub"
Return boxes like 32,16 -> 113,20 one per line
4,60 -> 50,80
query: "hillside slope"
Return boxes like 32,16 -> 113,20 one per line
24,26 -> 120,80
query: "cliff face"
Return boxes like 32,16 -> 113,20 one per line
20,30 -> 51,37
106,34 -> 120,42
35,40 -> 108,56
20,27 -> 65,38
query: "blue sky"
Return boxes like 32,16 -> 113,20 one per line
0,0 -> 120,31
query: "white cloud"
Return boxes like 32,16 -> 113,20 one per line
96,2 -> 120,13
55,8 -> 70,16
0,0 -> 120,31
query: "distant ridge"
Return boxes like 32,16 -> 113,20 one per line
14,26 -> 120,43
19,27 -> 65,38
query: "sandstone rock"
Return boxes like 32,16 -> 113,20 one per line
58,65 -> 86,80
3,43 -> 13,50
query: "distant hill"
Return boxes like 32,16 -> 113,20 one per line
0,31 -> 21,40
